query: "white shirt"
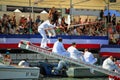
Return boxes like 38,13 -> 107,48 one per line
38,20 -> 54,30
52,41 -> 66,54
67,46 -> 83,60
102,57 -> 117,71
84,51 -> 97,64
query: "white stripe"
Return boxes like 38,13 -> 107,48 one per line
0,38 -> 108,44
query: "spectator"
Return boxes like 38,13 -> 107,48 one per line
60,17 -> 68,34
35,15 -> 41,24
99,10 -> 104,21
116,22 -> 120,33
112,14 -> 116,27
106,12 -> 111,23
3,54 -> 12,65
19,15 -> 26,25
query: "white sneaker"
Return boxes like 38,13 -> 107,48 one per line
52,34 -> 56,37
48,33 -> 52,38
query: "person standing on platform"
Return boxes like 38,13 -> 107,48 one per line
38,19 -> 56,49
67,42 -> 85,62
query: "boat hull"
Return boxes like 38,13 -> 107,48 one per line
0,64 -> 40,79
66,67 -> 107,77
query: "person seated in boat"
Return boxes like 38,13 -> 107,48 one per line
67,42 -> 85,62
3,54 -> 12,65
18,59 -> 29,67
52,37 -> 70,57
102,56 -> 119,71
102,56 -> 120,80
83,48 -> 97,64
52,37 -> 70,75
83,48 -> 97,74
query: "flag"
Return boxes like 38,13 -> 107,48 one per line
100,45 -> 120,57
0,34 -> 108,49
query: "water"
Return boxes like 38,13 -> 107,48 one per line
39,77 -> 108,80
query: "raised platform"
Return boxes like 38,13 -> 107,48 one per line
66,67 -> 107,78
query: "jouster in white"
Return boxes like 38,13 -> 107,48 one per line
102,56 -> 118,71
38,19 -> 56,48
52,37 -> 70,57
52,37 -> 70,73
83,48 -> 97,64
67,42 -> 85,62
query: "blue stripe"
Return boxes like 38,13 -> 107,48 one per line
0,34 -> 108,40
101,45 -> 120,48
100,48 -> 120,53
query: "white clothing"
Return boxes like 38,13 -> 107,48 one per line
18,60 -> 29,67
47,23 -> 56,37
102,57 -> 117,71
52,41 -> 70,57
84,51 -> 97,64
52,40 -> 70,73
38,20 -> 56,48
67,46 -> 85,62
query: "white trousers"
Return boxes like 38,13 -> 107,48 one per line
56,60 -> 68,71
38,29 -> 48,48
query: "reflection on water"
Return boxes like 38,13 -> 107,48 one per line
40,77 -> 108,80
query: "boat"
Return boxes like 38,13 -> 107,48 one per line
0,63 -> 40,79
36,61 -> 108,77
18,40 -> 120,78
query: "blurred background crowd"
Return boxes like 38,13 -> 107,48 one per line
0,7 -> 120,45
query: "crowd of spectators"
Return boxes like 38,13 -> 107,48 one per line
0,9 -> 120,45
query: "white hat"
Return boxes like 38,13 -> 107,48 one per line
21,15 -> 25,17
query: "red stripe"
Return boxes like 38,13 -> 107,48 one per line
0,43 -> 100,49
100,52 -> 120,57
0,44 -> 18,49
48,44 -> 100,49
